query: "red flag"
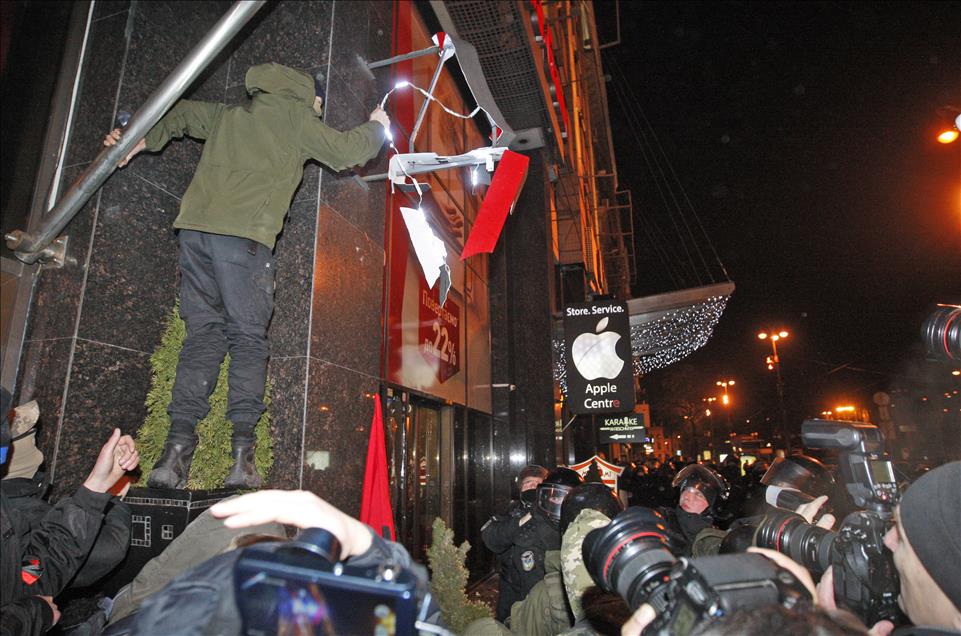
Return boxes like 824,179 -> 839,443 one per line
360,395 -> 396,541
461,150 -> 529,259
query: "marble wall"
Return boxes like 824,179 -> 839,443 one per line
16,1 -> 556,543
16,1 -> 393,509
489,151 -> 558,472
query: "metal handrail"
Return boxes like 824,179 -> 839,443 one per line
5,0 -> 267,264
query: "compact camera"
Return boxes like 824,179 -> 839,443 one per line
234,528 -> 431,636
582,507 -> 812,636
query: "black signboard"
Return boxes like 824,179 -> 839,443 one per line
598,414 -> 646,444
564,300 -> 635,414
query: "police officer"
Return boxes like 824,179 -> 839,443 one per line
482,465 -> 549,621
657,464 -> 729,556
483,467 -> 582,615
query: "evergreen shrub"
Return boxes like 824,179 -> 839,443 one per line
137,304 -> 273,489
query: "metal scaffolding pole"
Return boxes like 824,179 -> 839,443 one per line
5,0 -> 267,264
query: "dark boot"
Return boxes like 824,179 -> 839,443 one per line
224,442 -> 263,489
147,440 -> 196,489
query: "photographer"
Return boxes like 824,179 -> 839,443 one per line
112,490 -> 440,635
817,461 -> 961,635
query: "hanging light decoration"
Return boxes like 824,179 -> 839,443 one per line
553,292 -> 732,396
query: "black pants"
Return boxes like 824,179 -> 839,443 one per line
167,230 -> 275,445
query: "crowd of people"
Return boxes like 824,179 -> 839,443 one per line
1,55 -> 958,635
477,455 -> 960,636
2,384 -> 960,635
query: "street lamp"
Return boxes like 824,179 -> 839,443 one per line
935,106 -> 961,144
715,379 -> 735,406
758,330 -> 791,452
715,379 -> 735,433
702,396 -> 718,457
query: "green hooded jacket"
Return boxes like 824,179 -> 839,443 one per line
144,63 -> 384,248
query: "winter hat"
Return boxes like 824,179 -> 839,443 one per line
898,461 -> 961,612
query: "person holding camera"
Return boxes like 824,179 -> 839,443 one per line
111,489 -> 441,635
483,464 -> 549,621
816,460 -> 961,635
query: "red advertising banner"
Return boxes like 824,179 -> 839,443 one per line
419,285 -> 461,383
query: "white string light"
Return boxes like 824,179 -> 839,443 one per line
380,80 -> 484,121
378,80 -> 495,206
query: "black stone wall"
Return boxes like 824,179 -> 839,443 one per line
489,150 -> 558,473
16,1 -> 554,535
16,1 -> 394,513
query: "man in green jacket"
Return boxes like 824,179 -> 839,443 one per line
104,63 -> 389,489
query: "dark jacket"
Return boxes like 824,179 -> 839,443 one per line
144,63 -> 385,249
482,509 -> 560,603
483,500 -> 528,621
657,506 -> 715,557
0,485 -> 114,636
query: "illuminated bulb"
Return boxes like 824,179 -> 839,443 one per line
384,127 -> 393,142
937,129 -> 959,144
395,80 -> 409,89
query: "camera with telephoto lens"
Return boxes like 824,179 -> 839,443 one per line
751,420 -> 902,626
921,304 -> 961,363
582,507 -> 812,636
234,527 -> 432,636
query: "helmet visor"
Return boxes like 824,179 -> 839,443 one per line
537,484 -> 572,523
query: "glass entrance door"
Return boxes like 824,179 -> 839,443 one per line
386,392 -> 452,563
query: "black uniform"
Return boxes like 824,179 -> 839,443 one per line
482,507 -> 560,616
482,500 -> 526,621
0,483 -> 127,636
657,506 -> 715,556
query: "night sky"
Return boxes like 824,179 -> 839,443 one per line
597,2 -> 960,427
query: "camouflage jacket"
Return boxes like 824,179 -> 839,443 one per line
560,509 -> 612,623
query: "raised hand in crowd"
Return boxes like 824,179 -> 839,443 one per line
83,428 -> 139,494
210,489 -> 373,559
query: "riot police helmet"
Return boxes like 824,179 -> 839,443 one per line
760,454 -> 835,497
559,482 -> 623,534
536,467 -> 583,527
672,464 -> 729,508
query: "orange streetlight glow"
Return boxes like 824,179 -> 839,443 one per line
757,328 -> 791,451
935,107 -> 961,143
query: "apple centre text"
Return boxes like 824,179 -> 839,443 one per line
583,382 -> 621,409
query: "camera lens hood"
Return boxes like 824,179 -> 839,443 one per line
284,527 -> 343,563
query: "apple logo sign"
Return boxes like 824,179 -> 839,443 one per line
571,317 -> 625,380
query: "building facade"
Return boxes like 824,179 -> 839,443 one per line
3,0 -> 629,579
